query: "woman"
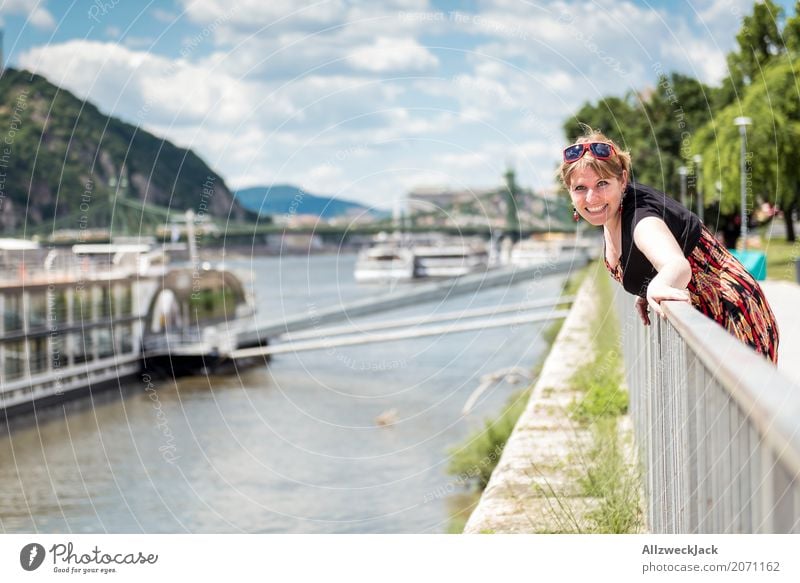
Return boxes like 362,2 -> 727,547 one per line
559,129 -> 779,363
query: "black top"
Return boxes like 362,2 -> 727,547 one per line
615,182 -> 702,298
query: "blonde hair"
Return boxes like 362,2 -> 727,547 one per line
558,127 -> 631,189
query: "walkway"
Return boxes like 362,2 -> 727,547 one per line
761,280 -> 800,386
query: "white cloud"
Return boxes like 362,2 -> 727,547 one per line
174,0 -> 444,80
29,6 -> 55,29
178,0 -> 347,29
18,40 -> 302,126
660,36 -> 729,85
437,151 -> 491,170
468,0 -> 741,87
300,163 -> 346,194
0,0 -> 55,30
152,8 -> 179,24
347,37 -> 438,72
696,0 -> 752,27
122,36 -> 156,49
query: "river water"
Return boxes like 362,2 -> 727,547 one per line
0,254 -> 568,533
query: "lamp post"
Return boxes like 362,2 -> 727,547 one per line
678,166 -> 688,208
692,154 -> 703,223
733,117 -> 752,249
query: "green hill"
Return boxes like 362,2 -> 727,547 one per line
0,67 -> 247,234
235,184 -> 388,219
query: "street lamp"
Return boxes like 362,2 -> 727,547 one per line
678,166 -> 688,208
692,154 -> 703,223
733,117 -> 752,249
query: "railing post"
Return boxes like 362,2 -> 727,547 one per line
685,350 -> 700,532
676,335 -> 690,532
773,464 -> 796,533
698,366 -> 712,532
649,318 -> 660,531
758,448 -> 775,533
747,424 -> 761,532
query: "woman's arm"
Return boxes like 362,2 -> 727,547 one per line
633,216 -> 691,319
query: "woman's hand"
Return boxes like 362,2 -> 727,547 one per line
646,279 -> 690,320
635,296 -> 650,326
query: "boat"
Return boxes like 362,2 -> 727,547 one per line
353,242 -> 415,283
354,233 -> 490,282
507,233 -> 593,268
508,239 -> 558,267
141,263 -> 262,374
0,239 -> 262,418
412,237 -> 489,278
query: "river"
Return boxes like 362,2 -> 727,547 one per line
0,254 -> 568,533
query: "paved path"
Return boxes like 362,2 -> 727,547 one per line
761,280 -> 800,386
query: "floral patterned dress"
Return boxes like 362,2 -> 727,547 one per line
605,226 -> 779,363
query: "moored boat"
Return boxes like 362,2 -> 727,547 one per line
354,233 -> 490,282
412,238 -> 489,278
353,243 -> 415,283
0,239 -> 261,418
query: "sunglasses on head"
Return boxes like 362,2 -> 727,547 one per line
563,142 -> 616,163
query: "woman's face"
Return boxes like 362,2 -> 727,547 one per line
568,166 -> 627,227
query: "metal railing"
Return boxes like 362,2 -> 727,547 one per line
616,290 -> 800,533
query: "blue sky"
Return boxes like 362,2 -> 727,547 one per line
1,0 -> 795,210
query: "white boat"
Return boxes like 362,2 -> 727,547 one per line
354,233 -> 490,282
412,239 -> 489,278
353,243 -> 415,283
508,239 -> 558,267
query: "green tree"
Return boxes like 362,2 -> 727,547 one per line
784,1 -> 800,52
691,56 -> 800,242
721,0 -> 786,106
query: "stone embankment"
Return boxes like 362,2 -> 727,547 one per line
464,273 -> 633,533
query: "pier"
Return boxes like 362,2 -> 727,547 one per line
235,254 -> 585,348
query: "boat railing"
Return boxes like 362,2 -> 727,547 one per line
0,253 -> 135,285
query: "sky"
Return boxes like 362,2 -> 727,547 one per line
0,0 -> 795,210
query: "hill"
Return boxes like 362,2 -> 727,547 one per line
0,67 -> 247,233
235,185 -> 387,219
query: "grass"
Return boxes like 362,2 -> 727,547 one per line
761,235 -> 800,282
447,387 -> 531,490
566,262 -> 643,533
569,263 -> 628,423
579,418 -> 642,533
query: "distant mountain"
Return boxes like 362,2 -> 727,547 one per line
0,67 -> 248,231
235,185 -> 388,219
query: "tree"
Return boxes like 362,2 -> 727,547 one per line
784,1 -> 800,52
723,0 -> 786,100
691,56 -> 800,242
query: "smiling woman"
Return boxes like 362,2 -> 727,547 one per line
558,127 -> 779,363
